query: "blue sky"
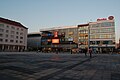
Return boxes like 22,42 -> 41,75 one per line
0,0 -> 120,42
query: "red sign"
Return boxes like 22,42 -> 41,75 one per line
97,18 -> 107,21
108,16 -> 114,20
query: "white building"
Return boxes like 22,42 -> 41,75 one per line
0,17 -> 28,51
89,16 -> 115,53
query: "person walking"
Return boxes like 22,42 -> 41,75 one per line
84,48 -> 87,56
89,48 -> 92,58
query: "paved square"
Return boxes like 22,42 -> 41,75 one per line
0,52 -> 120,80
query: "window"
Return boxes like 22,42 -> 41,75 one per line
16,32 -> 19,35
6,25 -> 9,28
5,39 -> 8,42
21,29 -> 23,31
20,32 -> 23,35
17,28 -> 19,30
0,39 -> 3,42
16,40 -> 18,43
103,41 -> 109,44
96,41 -> 100,44
6,34 -> 8,37
16,36 -> 18,39
0,24 -> 4,27
6,30 -> 9,33
101,22 -> 114,27
11,31 -> 14,34
20,37 -> 23,39
10,40 -> 14,42
0,34 -> 3,37
0,28 -> 4,32
11,35 -> 14,38
11,26 -> 15,29
20,41 -> 23,43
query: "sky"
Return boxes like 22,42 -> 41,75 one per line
0,0 -> 120,42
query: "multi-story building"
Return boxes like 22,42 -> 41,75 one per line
89,16 -> 115,53
27,32 -> 41,51
39,16 -> 116,53
40,26 -> 78,43
78,24 -> 89,49
0,17 -> 28,51
40,26 -> 78,52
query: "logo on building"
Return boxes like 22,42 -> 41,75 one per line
108,16 -> 114,20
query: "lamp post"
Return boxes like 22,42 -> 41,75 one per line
70,41 -> 72,54
88,26 -> 90,52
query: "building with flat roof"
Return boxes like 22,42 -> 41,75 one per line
27,32 -> 41,51
89,16 -> 115,53
0,17 -> 28,51
78,24 -> 89,49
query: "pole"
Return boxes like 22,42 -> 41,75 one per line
70,42 -> 71,54
88,26 -> 90,52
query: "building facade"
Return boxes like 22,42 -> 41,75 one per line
40,26 -> 78,52
39,16 -> 116,53
27,32 -> 41,51
40,26 -> 78,43
0,17 -> 28,51
78,24 -> 89,49
89,16 -> 115,53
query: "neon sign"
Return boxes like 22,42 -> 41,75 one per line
54,31 -> 58,37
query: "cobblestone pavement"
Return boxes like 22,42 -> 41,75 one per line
0,52 -> 120,80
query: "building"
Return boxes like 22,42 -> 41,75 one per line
0,17 -> 28,51
40,26 -> 78,52
27,32 -> 41,51
78,24 -> 89,49
89,16 -> 115,53
40,26 -> 78,43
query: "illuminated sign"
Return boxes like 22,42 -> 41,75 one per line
54,31 -> 58,37
52,39 -> 59,43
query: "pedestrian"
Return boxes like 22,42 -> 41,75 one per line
89,48 -> 92,58
84,48 -> 87,56
56,49 -> 58,54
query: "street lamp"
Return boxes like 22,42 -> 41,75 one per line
88,26 -> 90,52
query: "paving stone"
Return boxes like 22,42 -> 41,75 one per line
0,53 -> 120,80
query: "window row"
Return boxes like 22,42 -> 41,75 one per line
0,24 -> 24,31
0,39 -> 23,43
5,30 -> 24,35
90,34 -> 114,39
90,22 -> 114,28
90,41 -> 115,45
90,28 -> 114,33
0,34 -> 23,39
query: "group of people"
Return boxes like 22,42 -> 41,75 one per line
82,48 -> 92,58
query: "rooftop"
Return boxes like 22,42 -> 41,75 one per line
0,17 -> 28,29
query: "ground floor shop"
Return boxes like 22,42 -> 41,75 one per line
90,46 -> 115,53
0,44 -> 26,52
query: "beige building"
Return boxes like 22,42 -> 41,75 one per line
78,24 -> 89,49
0,17 -> 28,51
